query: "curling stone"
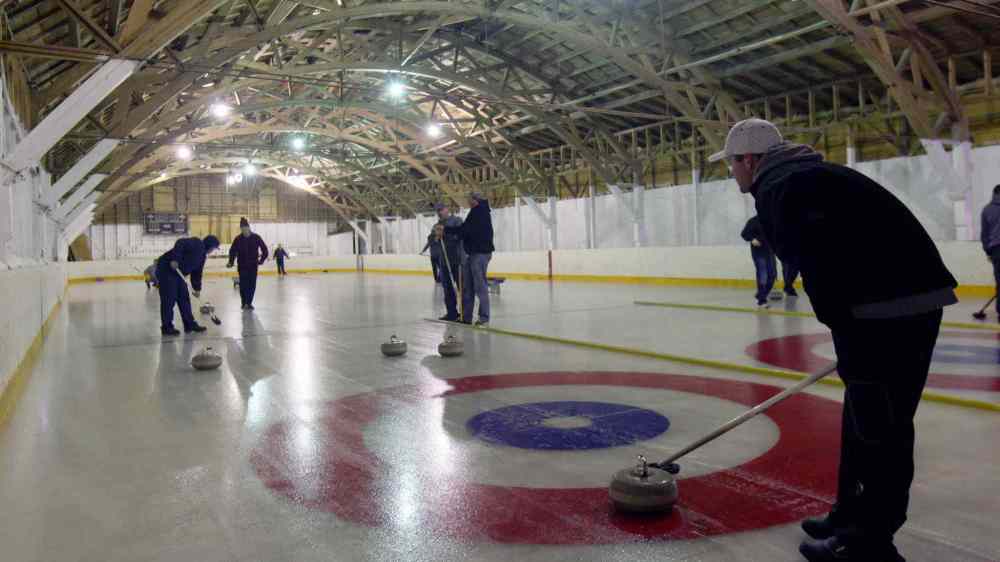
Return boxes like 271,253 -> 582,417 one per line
609,455 -> 678,514
438,335 -> 464,357
191,347 -> 223,371
200,302 -> 215,314
381,335 -> 408,357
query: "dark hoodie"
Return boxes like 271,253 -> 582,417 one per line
980,194 -> 1000,253
750,142 -> 956,326
446,200 -> 495,254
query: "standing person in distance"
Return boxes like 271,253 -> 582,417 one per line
980,184 -> 1000,318
434,203 -> 464,320
712,118 -> 956,562
156,235 -> 220,336
273,244 -> 290,276
741,215 -> 777,308
420,229 -> 442,283
444,193 -> 494,327
227,217 -> 269,310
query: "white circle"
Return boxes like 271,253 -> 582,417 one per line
363,384 -> 780,488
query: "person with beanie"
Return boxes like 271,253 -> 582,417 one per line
156,235 -> 220,336
712,118 -> 956,562
227,217 -> 269,310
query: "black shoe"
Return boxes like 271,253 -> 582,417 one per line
459,319 -> 472,325
161,327 -> 180,336
439,315 -> 459,322
799,537 -> 904,562
802,509 -> 849,540
185,324 -> 207,334
785,289 -> 799,297
246,304 -> 254,310
241,304 -> 248,310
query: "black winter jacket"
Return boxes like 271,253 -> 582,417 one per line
740,216 -> 771,256
446,201 -> 495,254
751,145 -> 956,326
228,233 -> 269,271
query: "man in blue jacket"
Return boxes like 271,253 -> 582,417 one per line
980,184 -> 1000,317
445,193 -> 494,326
227,217 -> 269,310
712,118 -> 956,562
157,235 -> 220,336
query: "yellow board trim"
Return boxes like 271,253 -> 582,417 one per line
0,287 -> 66,429
634,300 -> 1000,332
425,319 -> 1000,412
64,266 -> 995,298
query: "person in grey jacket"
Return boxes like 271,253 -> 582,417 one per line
980,185 -> 1000,316
432,203 -> 464,321
421,231 -> 442,283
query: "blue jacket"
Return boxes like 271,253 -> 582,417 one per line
158,237 -> 210,291
981,195 -> 1000,253
446,201 -> 494,254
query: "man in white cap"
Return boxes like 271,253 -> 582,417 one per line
711,118 -> 956,562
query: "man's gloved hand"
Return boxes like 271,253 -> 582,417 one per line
226,261 -> 234,268
170,260 -> 179,270
192,290 -> 200,299
751,239 -> 762,248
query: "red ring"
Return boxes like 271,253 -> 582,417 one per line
250,372 -> 840,544
747,332 -> 1000,391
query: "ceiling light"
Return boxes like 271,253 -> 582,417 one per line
210,103 -> 231,118
176,145 -> 193,160
386,81 -> 405,98
291,137 -> 306,151
426,123 -> 442,138
202,82 -> 215,88
243,163 -> 257,176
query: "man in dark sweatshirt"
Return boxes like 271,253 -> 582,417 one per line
156,235 -> 220,336
432,203 -> 465,321
980,184 -> 1000,317
445,193 -> 494,326
711,118 -> 957,562
227,217 -> 269,310
740,215 -> 777,308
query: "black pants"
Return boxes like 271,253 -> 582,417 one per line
781,261 -> 799,293
439,254 -> 461,319
276,259 -> 286,275
829,309 -> 942,546
990,247 -> 1000,313
430,256 -> 441,282
239,267 -> 258,306
157,266 -> 196,330
751,248 -> 777,303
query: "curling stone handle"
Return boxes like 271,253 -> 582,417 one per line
656,363 -> 837,468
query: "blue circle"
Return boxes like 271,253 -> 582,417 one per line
933,344 -> 1000,365
466,401 -> 670,450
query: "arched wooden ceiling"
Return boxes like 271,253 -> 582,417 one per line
1,0 -> 997,218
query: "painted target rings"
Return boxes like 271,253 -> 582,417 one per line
747,331 -> 1000,392
250,371 -> 841,544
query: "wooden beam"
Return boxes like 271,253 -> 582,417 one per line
117,0 -> 153,47
55,0 -> 122,52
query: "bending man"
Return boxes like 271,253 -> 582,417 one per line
157,235 -> 220,336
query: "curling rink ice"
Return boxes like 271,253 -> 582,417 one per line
1,273 -> 998,562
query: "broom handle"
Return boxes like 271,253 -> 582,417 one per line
657,363 -> 838,467
978,295 -> 996,314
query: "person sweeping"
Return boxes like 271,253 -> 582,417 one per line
712,118 -> 956,562
156,235 -> 220,336
227,217 -> 269,310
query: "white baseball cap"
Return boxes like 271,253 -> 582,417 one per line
708,118 -> 783,163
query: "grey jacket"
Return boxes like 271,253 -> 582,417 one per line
981,195 -> 1000,253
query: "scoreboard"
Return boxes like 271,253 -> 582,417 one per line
144,213 -> 189,235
